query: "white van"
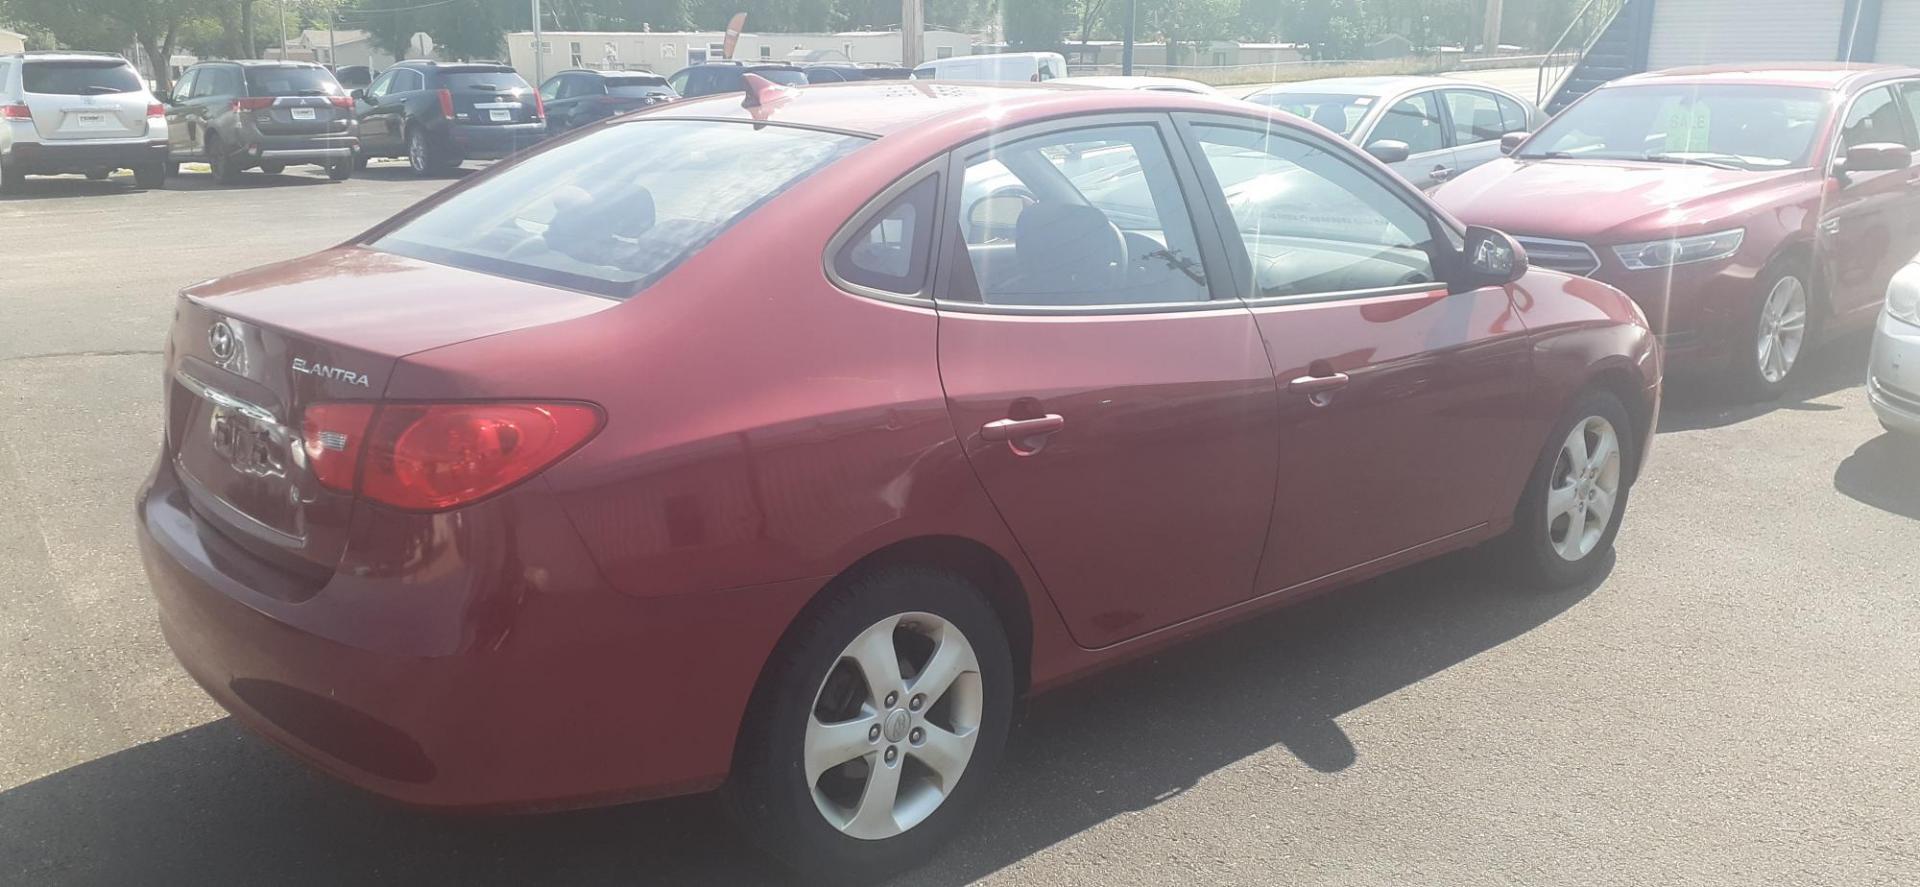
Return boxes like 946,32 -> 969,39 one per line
910,52 -> 1067,83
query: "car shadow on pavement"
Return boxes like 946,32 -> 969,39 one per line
0,551 -> 1604,887
1657,331 -> 1869,433
1833,433 -> 1920,520
0,177 -> 147,200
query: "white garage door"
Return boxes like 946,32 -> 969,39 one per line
1877,0 -> 1920,65
1647,0 -> 1846,70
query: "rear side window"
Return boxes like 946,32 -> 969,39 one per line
245,66 -> 344,97
754,69 -> 808,87
375,120 -> 866,298
833,176 -> 939,294
23,61 -> 142,95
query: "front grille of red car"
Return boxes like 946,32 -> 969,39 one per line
1514,236 -> 1602,276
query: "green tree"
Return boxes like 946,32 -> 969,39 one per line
1001,0 -> 1069,49
6,0 -> 209,91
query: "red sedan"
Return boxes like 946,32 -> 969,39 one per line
1435,64 -> 1920,399
136,78 -> 1660,879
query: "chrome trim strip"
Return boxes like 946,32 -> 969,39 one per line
932,299 -> 1245,318
258,148 -> 353,158
1243,281 -> 1444,308
173,369 -> 279,424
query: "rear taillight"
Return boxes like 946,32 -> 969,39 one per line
1,103 -> 30,120
533,91 -> 546,119
437,88 -> 454,118
303,401 -> 601,511
231,96 -> 275,112
302,403 -> 377,492
328,95 -> 352,109
146,102 -> 165,118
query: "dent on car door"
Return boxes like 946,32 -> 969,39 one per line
1176,113 -> 1535,596
933,116 -> 1281,649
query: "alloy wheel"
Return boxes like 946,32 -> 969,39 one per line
1756,276 -> 1809,385
804,612 -> 983,841
408,132 -> 428,173
1546,415 -> 1622,562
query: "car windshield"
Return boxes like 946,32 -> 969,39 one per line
374,120 -> 865,297
21,60 -> 142,95
1251,92 -> 1372,138
244,66 -> 343,97
605,76 -> 674,97
1519,84 -> 1829,169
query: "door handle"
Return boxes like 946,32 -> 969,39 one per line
1430,165 -> 1454,181
1288,373 -> 1351,395
981,414 -> 1065,442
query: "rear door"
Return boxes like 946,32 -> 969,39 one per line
441,67 -> 536,126
164,68 -> 199,158
1440,88 -> 1515,177
242,65 -> 349,137
1365,90 -> 1457,190
20,58 -> 151,140
1176,113 -> 1536,596
934,115 -> 1281,648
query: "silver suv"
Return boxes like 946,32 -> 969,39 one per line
0,51 -> 169,193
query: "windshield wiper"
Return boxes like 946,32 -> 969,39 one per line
1640,153 -> 1746,170
1515,150 -> 1578,160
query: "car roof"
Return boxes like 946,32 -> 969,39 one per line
5,51 -> 133,64
563,68 -> 665,79
1612,63 -> 1920,90
644,80 -> 1266,138
211,60 -> 326,68
1255,75 -> 1465,96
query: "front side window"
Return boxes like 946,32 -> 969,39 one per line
1371,92 -> 1447,154
1497,95 -> 1531,134
538,76 -> 564,101
1445,90 -> 1507,144
22,60 -> 142,96
1192,123 -> 1438,299
833,176 -> 939,294
171,69 -> 198,101
366,70 -> 396,100
374,120 -> 865,298
949,123 -> 1211,307
1522,84 -> 1827,169
1838,86 -> 1916,154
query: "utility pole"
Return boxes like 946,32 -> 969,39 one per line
1121,0 -> 1136,75
279,0 -> 288,61
329,8 -> 337,68
1482,0 -> 1505,56
531,0 -> 544,87
901,0 -> 924,68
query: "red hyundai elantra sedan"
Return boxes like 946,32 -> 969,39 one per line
136,78 -> 1660,880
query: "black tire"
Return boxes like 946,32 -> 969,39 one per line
1506,388 -> 1636,588
406,127 -> 454,177
0,162 -> 24,195
258,161 -> 286,175
352,150 -> 370,171
326,160 -> 352,181
208,139 -> 245,184
134,162 -> 166,189
85,169 -> 109,181
164,161 -> 180,177
1725,257 -> 1815,401
724,566 -> 1015,884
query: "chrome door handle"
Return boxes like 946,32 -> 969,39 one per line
1430,166 -> 1454,181
1288,373 -> 1351,395
981,415 -> 1065,441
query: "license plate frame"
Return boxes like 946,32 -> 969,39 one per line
489,108 -> 511,122
291,106 -> 317,121
75,112 -> 108,127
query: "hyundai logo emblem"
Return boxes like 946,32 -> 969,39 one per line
208,321 -> 237,362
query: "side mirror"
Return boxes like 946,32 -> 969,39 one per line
1365,139 -> 1411,164
1835,142 -> 1909,177
1458,225 -> 1529,290
349,88 -> 366,102
1500,131 -> 1529,155
969,193 -> 1034,236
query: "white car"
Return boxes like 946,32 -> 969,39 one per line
0,51 -> 168,192
1246,76 -> 1541,190
1053,75 -> 1219,95
911,52 -> 1067,83
1870,259 -> 1920,441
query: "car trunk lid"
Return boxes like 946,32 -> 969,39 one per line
165,247 -> 617,574
21,59 -> 150,140
242,66 -> 351,136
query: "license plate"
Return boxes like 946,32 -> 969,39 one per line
75,112 -> 108,127
291,107 -> 316,120
489,109 -> 511,122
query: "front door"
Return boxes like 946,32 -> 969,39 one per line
935,116 -> 1281,649
1178,114 -> 1537,596
1821,85 -> 1919,324
1368,91 -> 1458,190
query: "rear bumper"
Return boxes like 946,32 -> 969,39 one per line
2,138 -> 167,173
249,133 -> 358,163
1869,311 -> 1920,435
445,122 -> 546,160
135,454 -> 816,811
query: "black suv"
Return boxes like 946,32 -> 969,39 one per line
665,61 -> 807,98
537,69 -> 677,136
164,61 -> 356,183
351,60 -> 546,176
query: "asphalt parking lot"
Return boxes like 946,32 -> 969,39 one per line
2,167 -> 1917,886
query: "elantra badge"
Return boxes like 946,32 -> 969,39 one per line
291,358 -> 371,388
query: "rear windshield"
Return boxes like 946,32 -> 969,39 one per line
22,60 -> 143,96
245,66 -> 344,97
606,76 -> 673,97
444,71 -> 531,91
374,120 -> 866,297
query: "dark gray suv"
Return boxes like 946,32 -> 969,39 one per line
164,60 -> 357,183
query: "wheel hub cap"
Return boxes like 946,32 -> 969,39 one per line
882,709 -> 911,743
1757,276 -> 1808,384
1547,415 -> 1623,563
